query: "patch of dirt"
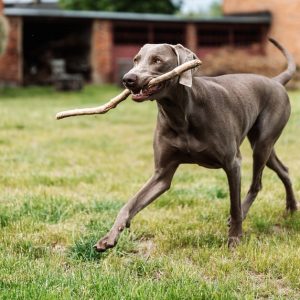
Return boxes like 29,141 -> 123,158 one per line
137,239 -> 155,259
247,271 -> 298,298
154,270 -> 164,281
51,242 -> 67,254
272,224 -> 284,234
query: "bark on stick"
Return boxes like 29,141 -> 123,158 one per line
56,59 -> 201,120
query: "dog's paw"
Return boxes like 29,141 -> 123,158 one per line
93,221 -> 128,252
287,202 -> 298,213
94,235 -> 117,252
228,236 -> 241,249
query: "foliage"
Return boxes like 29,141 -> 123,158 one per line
0,85 -> 300,298
59,0 -> 182,14
183,0 -> 222,18
209,0 -> 222,17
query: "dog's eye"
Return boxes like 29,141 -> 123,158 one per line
152,57 -> 162,64
133,56 -> 140,65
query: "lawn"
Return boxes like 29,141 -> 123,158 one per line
0,85 -> 300,299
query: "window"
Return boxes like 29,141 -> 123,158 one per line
233,28 -> 261,46
198,27 -> 230,47
153,25 -> 185,44
197,24 -> 264,47
114,24 -> 149,45
113,22 -> 185,45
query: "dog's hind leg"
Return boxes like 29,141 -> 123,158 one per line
242,102 -> 291,219
266,150 -> 297,212
241,139 -> 274,220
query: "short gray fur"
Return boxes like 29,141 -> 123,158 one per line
94,38 -> 297,252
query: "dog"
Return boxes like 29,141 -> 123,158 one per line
94,38 -> 297,252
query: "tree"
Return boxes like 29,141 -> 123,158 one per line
59,0 -> 182,14
209,0 -> 222,17
182,0 -> 222,18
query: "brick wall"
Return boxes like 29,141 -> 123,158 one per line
0,16 -> 23,85
91,20 -> 113,83
186,23 -> 198,53
223,0 -> 300,66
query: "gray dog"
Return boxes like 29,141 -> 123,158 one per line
94,38 -> 297,252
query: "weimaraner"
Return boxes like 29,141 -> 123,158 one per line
94,38 -> 297,252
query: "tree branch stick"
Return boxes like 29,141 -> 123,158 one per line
56,89 -> 131,120
147,59 -> 201,87
56,59 -> 201,120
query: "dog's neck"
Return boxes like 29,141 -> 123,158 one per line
156,85 -> 191,132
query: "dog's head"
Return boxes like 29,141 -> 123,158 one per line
122,44 -> 199,102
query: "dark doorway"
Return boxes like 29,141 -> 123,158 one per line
23,17 -> 92,85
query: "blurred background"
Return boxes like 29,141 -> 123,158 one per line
0,0 -> 299,89
1,3 -> 300,298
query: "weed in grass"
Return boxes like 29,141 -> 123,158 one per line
19,195 -> 73,224
0,207 -> 12,227
69,219 -> 136,261
13,240 -> 50,259
86,198 -> 124,214
251,215 -> 274,233
282,212 -> 300,231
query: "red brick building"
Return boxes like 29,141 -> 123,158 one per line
223,0 -> 300,66
0,7 -> 271,86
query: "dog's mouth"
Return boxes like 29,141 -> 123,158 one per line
131,83 -> 164,102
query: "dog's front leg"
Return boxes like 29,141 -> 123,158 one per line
225,155 -> 243,248
94,163 -> 178,252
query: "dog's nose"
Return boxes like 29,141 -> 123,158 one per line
123,73 -> 138,88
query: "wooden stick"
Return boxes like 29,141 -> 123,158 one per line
147,59 -> 201,87
56,89 -> 131,120
56,59 -> 201,120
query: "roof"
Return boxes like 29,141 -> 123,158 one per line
4,8 -> 272,24
5,3 -> 59,9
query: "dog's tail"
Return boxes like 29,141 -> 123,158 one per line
270,38 -> 296,85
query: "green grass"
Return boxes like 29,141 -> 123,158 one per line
0,84 -> 300,299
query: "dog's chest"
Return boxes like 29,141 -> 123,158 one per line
163,120 -> 207,154
163,131 -> 221,167
159,112 -> 224,167
158,106 -> 216,153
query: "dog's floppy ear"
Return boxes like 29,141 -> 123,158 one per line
171,44 -> 199,87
